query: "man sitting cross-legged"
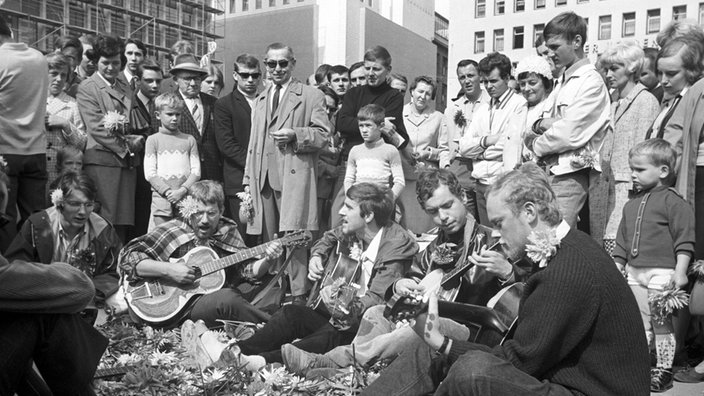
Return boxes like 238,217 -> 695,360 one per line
185,183 -> 418,371
281,168 -> 531,385
403,163 -> 649,395
118,180 -> 283,328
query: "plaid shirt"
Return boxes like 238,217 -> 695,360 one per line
119,217 -> 257,284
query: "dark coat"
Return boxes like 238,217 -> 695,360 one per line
213,89 -> 252,195
175,90 -> 222,182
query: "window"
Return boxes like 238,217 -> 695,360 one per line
476,0 -> 486,18
556,0 -> 566,6
535,0 -> 545,9
513,26 -> 524,49
622,12 -> 635,37
647,9 -> 660,33
494,29 -> 504,51
533,23 -> 544,45
475,31 -> 485,53
673,5 -> 687,21
283,0 -> 289,4
256,0 -> 261,8
699,3 -> 704,24
514,0 -> 525,12
577,0 -> 588,3
242,0 -> 248,11
269,0 -> 275,6
495,0 -> 505,15
598,15 -> 611,40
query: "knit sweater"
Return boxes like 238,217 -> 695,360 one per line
447,230 -> 649,395
144,130 -> 201,195
344,139 -> 405,199
0,42 -> 49,155
613,185 -> 695,269
336,82 -> 409,155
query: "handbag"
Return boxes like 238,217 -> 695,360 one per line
690,280 -> 704,315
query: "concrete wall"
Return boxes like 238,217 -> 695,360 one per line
218,5 -> 317,94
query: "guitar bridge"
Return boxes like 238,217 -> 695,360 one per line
130,281 -> 164,300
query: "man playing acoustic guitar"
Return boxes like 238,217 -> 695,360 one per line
119,180 -> 284,328
281,168 -> 532,384
186,182 -> 418,372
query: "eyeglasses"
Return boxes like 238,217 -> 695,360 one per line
238,72 -> 261,80
265,59 -> 291,69
64,200 -> 95,209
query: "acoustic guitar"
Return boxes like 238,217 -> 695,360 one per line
124,230 -> 311,327
306,240 -> 361,312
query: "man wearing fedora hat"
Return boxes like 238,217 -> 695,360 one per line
243,42 -> 330,304
171,53 -> 222,183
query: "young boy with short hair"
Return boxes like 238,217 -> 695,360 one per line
144,92 -> 200,229
344,104 -> 404,200
613,138 -> 694,392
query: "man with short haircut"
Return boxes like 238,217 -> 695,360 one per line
389,72 -> 408,96
121,39 -> 146,94
0,15 -> 49,250
129,59 -> 164,238
244,43 -> 330,303
348,61 -> 366,87
440,59 -> 490,221
459,52 -> 527,225
524,12 -> 610,228
411,163 -> 649,395
534,34 -> 563,80
327,65 -> 350,101
214,54 -> 262,237
171,54 -> 222,182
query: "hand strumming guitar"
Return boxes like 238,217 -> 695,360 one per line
168,262 -> 197,284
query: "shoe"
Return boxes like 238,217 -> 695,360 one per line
650,368 -> 674,393
306,366 -> 354,380
281,343 -> 338,376
214,343 -> 267,372
674,366 -> 704,383
181,320 -> 216,369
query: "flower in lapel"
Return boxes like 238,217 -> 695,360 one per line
525,229 -> 560,268
349,239 -> 363,261
453,108 -> 467,130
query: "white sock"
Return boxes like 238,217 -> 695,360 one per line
200,331 -> 228,361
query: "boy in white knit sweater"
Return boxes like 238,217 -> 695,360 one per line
344,104 -> 404,200
144,93 -> 200,229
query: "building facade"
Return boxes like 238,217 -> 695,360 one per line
1,0 -> 224,65
219,0 -> 448,109
447,0 -> 704,102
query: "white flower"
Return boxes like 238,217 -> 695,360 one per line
50,189 -> 64,207
236,190 -> 254,223
102,110 -> 127,132
116,353 -> 142,366
525,229 -> 561,268
148,350 -> 178,365
349,241 -> 363,261
177,196 -> 202,218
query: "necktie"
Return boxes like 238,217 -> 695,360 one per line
271,84 -> 282,115
192,101 -> 202,134
148,99 -> 159,133
131,76 -> 137,92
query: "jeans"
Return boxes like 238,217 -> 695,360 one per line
189,288 -> 271,328
433,350 -> 573,396
0,154 -> 47,251
326,305 -> 470,368
238,304 -> 353,363
0,312 -> 107,395
550,169 -> 591,228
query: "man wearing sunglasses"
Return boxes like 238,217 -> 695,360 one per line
214,54 -> 262,238
244,42 -> 330,304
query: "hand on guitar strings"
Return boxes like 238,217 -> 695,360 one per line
307,255 -> 325,281
412,293 -> 446,353
169,262 -> 197,285
468,245 -> 513,280
395,278 -> 425,296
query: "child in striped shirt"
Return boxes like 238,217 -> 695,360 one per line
344,104 -> 404,200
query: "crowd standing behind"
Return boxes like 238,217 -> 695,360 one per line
6,8 -> 704,394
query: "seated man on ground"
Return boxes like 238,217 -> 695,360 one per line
5,172 -> 121,321
187,183 -> 418,371
119,180 -> 283,328
0,167 -> 107,396
281,168 -> 532,378
389,163 -> 649,396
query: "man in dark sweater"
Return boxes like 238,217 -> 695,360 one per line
412,162 -> 649,395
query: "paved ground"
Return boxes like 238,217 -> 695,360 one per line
656,381 -> 704,395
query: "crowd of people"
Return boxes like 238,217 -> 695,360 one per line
3,8 -> 704,395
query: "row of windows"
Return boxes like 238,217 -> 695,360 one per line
473,4 -> 704,54
229,0 -> 308,13
476,0 -> 589,18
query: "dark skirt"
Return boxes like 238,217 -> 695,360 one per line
84,164 -> 136,226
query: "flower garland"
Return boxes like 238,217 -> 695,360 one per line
525,229 -> 561,268
50,189 -> 64,207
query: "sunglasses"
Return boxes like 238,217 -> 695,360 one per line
238,72 -> 261,80
265,59 -> 291,69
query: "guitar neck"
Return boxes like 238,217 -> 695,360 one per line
197,243 -> 272,277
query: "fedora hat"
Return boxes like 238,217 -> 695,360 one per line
169,54 -> 207,76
